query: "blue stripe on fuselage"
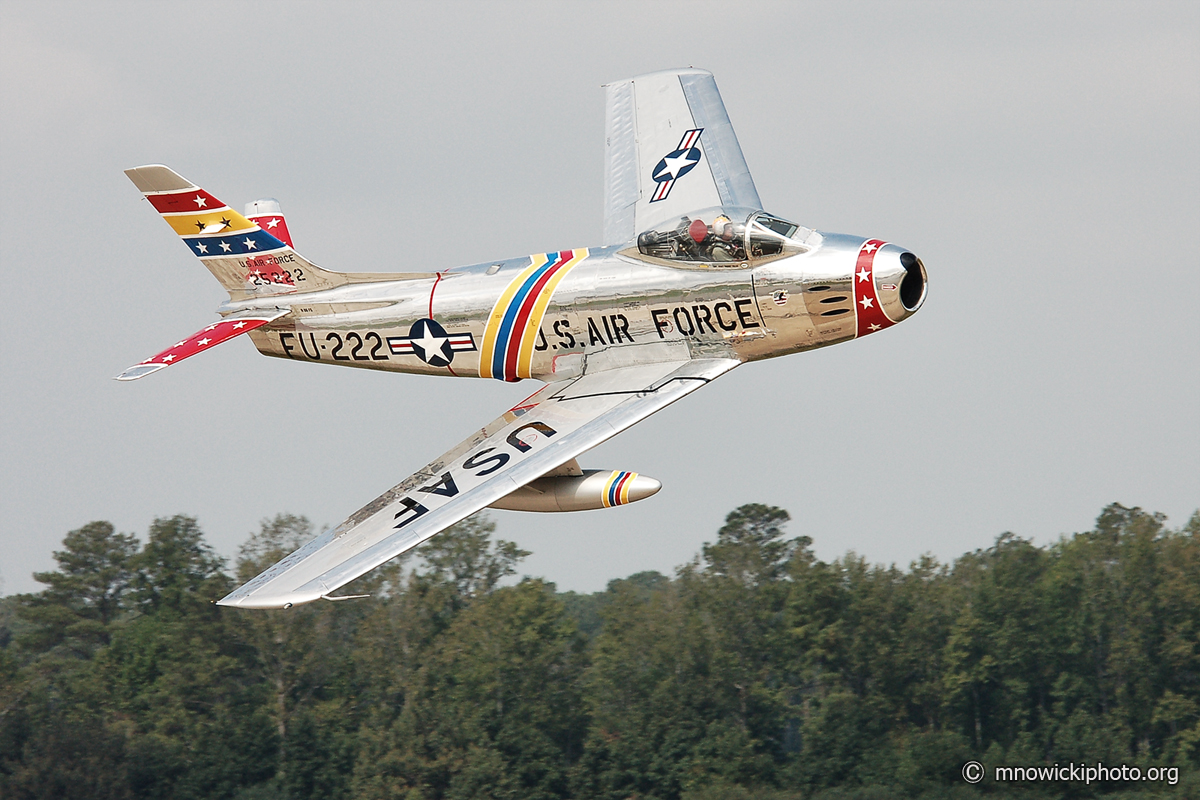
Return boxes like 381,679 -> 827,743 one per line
490,252 -> 558,380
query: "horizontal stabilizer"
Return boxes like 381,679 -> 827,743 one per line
116,308 -> 289,381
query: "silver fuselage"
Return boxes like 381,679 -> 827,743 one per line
236,232 -> 926,381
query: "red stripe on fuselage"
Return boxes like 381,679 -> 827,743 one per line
426,272 -> 457,376
429,272 -> 443,319
501,251 -> 572,380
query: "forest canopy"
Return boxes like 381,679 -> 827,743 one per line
1,503 -> 1196,800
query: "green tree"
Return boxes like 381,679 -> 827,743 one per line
702,503 -> 796,587
0,705 -> 132,800
96,516 -> 272,800
417,513 -> 530,603
580,505 -> 803,799
16,521 -> 139,654
578,573 -> 701,799
688,504 -> 802,785
4,501 -> 1198,799
362,580 -> 586,800
133,515 -> 229,616
1155,510 -> 1200,763
230,514 -> 361,800
941,533 -> 1053,753
350,515 -> 535,798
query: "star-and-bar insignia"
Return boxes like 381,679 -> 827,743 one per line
387,318 -> 476,367
650,128 -> 703,203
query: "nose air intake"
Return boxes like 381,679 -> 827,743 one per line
899,252 -> 927,311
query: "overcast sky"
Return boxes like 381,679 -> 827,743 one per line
1,1 -> 1196,597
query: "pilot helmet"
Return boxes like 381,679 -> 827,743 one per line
713,215 -> 734,240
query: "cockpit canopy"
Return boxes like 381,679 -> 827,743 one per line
634,206 -> 815,266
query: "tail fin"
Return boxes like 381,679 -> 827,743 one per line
125,165 -> 430,299
601,69 -> 761,247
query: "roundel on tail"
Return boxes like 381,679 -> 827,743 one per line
650,128 -> 704,203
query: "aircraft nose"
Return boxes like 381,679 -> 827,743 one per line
871,247 -> 927,322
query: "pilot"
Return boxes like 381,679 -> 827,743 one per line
713,214 -> 734,241
707,214 -> 743,262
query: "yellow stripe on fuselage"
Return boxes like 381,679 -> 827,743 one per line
478,254 -> 550,379
514,248 -> 588,379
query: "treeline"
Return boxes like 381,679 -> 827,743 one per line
1,503 -> 1197,799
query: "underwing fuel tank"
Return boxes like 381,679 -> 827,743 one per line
490,470 -> 661,513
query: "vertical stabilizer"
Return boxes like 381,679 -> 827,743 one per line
126,165 -> 356,299
602,69 -> 762,247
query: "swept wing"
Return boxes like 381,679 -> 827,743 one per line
218,358 -> 738,609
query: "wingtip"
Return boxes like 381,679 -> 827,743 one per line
216,587 -> 324,610
115,363 -> 166,381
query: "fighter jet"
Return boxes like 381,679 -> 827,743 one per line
120,69 -> 927,609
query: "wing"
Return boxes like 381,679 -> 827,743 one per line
602,68 -> 762,247
217,357 -> 739,609
115,308 -> 290,381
